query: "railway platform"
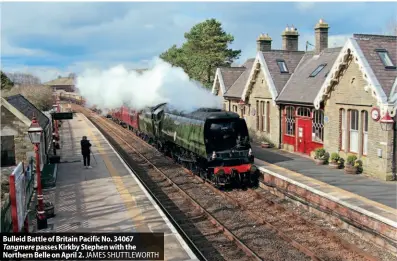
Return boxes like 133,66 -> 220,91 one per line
252,144 -> 397,253
40,108 -> 199,261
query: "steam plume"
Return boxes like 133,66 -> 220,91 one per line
75,58 -> 223,112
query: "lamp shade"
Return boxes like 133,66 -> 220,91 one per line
28,117 -> 43,144
380,111 -> 394,131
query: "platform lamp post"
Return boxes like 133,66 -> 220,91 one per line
28,116 -> 48,229
380,111 -> 397,181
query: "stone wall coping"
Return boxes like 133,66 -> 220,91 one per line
258,166 -> 397,228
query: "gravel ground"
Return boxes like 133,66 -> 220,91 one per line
255,188 -> 397,261
92,114 -> 311,261
90,115 -> 258,261
85,110 -> 395,261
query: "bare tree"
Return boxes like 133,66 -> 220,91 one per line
2,84 -> 53,111
6,72 -> 41,85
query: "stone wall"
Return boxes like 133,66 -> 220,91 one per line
244,69 -> 280,147
323,58 -> 393,180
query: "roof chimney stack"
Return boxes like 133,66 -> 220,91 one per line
257,33 -> 272,52
315,18 -> 329,54
282,25 -> 299,51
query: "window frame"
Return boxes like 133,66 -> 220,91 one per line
285,106 -> 296,136
276,59 -> 289,73
312,109 -> 324,143
1,135 -> 16,167
349,109 -> 359,153
297,107 -> 311,118
340,109 -> 347,151
362,110 -> 368,156
309,64 -> 327,77
375,49 -> 396,69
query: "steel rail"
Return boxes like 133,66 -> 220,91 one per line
78,106 -> 262,261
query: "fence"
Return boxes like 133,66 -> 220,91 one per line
1,157 -> 35,232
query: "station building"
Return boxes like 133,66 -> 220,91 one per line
213,18 -> 397,181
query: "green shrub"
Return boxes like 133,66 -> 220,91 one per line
314,148 -> 326,159
355,159 -> 363,173
346,154 -> 357,166
330,152 -> 340,163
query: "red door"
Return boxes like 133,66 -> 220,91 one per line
297,119 -> 312,154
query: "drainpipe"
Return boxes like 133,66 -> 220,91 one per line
278,105 -> 282,149
393,116 -> 397,181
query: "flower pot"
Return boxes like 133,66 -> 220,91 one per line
329,162 -> 339,169
261,142 -> 270,148
315,159 -> 325,165
344,165 -> 357,174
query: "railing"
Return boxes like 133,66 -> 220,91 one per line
0,157 -> 35,232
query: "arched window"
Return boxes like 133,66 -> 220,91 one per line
297,107 -> 311,117
349,109 -> 359,153
285,106 -> 295,136
362,111 -> 368,155
312,110 -> 324,143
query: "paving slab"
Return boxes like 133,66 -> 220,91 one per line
252,144 -> 397,209
39,111 -> 198,261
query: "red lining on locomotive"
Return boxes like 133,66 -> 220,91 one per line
214,164 -> 251,175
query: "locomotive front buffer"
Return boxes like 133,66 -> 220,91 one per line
208,149 -> 259,187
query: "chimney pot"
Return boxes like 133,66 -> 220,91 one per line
257,33 -> 272,52
315,18 -> 330,54
282,25 -> 299,51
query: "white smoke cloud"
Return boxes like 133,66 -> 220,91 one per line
75,58 -> 222,113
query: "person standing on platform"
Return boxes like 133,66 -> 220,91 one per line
81,136 -> 92,169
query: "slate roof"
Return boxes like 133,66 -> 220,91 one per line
224,59 -> 255,98
5,94 -> 50,129
219,67 -> 246,91
277,47 -> 342,104
262,50 -> 305,94
44,77 -> 75,86
353,34 -> 397,97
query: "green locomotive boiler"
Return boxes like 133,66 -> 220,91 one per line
137,103 -> 259,187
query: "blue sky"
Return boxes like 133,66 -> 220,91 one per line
1,1 -> 396,82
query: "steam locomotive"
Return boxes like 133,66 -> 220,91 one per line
109,103 -> 259,188
59,93 -> 259,188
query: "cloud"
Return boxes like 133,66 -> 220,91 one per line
1,2 -> 396,83
296,2 -> 316,11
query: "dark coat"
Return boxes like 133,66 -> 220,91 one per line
81,140 -> 92,155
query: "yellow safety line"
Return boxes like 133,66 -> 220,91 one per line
80,113 -> 150,233
260,160 -> 397,214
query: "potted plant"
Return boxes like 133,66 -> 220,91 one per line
314,148 -> 329,165
355,159 -> 363,174
345,154 -> 358,174
329,152 -> 340,168
260,137 -> 273,148
338,157 -> 345,169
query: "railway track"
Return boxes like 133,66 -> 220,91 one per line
74,104 -> 383,261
